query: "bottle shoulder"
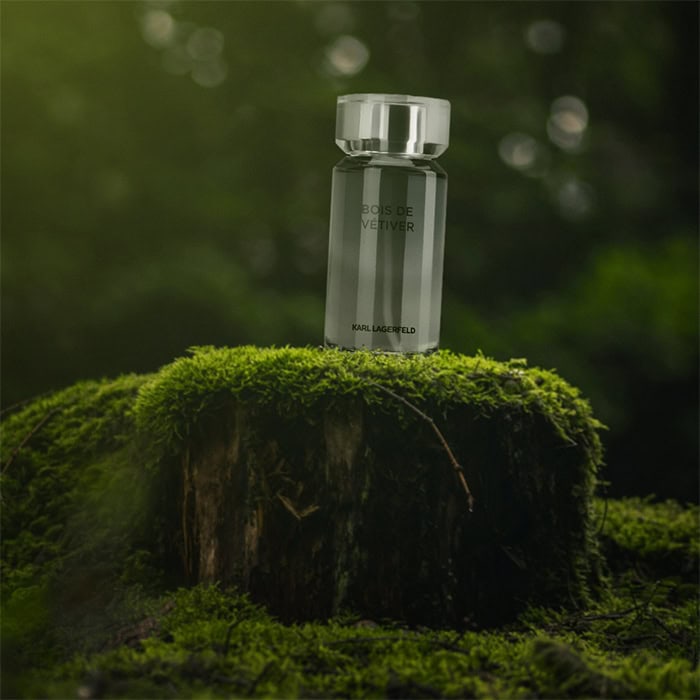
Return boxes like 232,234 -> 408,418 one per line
333,155 -> 446,177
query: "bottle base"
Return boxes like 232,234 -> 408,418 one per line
324,339 -> 439,355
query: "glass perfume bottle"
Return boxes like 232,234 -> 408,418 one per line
324,93 -> 450,353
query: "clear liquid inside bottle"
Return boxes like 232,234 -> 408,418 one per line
324,155 -> 447,353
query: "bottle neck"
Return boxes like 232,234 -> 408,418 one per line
343,151 -> 436,162
336,138 -> 446,159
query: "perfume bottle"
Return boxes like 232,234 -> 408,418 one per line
323,93 -> 450,353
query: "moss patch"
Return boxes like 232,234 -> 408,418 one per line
18,568 -> 700,699
598,497 -> 699,577
134,345 -> 603,456
1,374 -> 158,598
0,374 -> 172,690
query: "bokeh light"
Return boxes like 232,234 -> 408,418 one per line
498,132 -> 549,177
547,95 -> 589,152
140,9 -> 176,48
186,27 -> 224,61
524,19 -> 565,54
322,35 -> 370,77
557,176 -> 595,220
142,11 -> 227,88
191,58 -> 227,88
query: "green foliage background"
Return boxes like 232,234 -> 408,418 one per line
2,0 -> 697,499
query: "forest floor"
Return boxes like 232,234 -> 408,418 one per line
4,497 -> 698,699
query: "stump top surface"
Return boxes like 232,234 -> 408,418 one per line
132,345 -> 602,455
1,345 -> 603,467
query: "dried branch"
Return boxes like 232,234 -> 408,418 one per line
277,493 -> 302,521
364,380 -> 474,512
277,493 -> 320,521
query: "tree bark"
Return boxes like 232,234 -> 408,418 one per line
179,394 -> 598,626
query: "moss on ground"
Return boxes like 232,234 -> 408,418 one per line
1,346 -> 697,698
16,545 -> 700,699
598,497 -> 699,577
1,373 -> 157,601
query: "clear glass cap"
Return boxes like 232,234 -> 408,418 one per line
335,93 -> 451,158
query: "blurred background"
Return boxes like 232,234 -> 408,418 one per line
2,1 -> 697,500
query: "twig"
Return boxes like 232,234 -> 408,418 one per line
579,608 -> 638,622
650,614 -> 682,642
276,493 -> 320,521
576,579 -> 678,635
1,405 -> 63,474
277,492 -> 302,521
364,380 -> 474,511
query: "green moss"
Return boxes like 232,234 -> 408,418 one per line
1,374 -> 169,610
1,374 -> 150,578
597,497 -> 699,576
7,346 -> 694,698
20,582 -> 700,699
0,374 -> 168,695
133,346 -> 603,458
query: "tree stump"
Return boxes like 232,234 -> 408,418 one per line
133,346 -> 603,625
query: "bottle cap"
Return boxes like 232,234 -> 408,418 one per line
335,93 -> 450,158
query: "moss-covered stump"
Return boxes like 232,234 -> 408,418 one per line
2,346 -> 603,632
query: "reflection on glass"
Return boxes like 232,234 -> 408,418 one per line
524,19 -> 565,54
323,35 -> 370,77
